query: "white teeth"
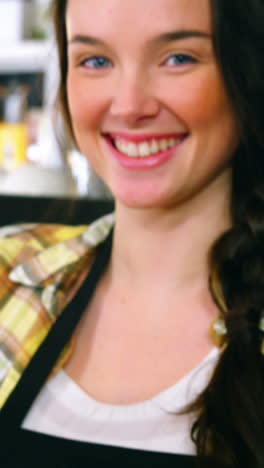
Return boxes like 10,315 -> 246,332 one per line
159,139 -> 168,151
114,136 -> 183,158
139,142 -> 151,157
127,142 -> 138,157
150,139 -> 159,153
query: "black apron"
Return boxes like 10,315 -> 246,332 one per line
0,230 -> 196,467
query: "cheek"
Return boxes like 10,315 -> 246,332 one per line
67,74 -> 107,133
67,74 -> 110,177
164,69 -> 238,187
167,67 -> 235,134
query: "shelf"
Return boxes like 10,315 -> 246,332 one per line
0,40 -> 53,73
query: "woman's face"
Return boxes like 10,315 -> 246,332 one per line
66,0 -> 238,208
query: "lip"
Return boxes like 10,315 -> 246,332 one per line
102,133 -> 188,171
103,131 -> 187,143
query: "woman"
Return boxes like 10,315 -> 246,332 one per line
0,0 -> 263,466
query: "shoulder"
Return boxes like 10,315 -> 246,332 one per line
0,213 -> 114,410
0,222 -> 88,253
0,222 -> 88,288
0,212 -> 115,274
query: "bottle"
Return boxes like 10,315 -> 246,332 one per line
0,82 -> 28,170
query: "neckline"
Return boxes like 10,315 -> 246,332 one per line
49,347 -> 220,414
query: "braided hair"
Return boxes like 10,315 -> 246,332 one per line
187,1 -> 264,466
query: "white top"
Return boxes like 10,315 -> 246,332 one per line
22,347 -> 220,455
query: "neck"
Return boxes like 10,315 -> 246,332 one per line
110,170 -> 232,291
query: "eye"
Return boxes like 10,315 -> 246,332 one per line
80,56 -> 112,69
164,53 -> 197,67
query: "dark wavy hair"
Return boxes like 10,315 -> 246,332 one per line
51,1 -> 264,466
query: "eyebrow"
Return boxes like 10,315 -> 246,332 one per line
68,30 -> 212,47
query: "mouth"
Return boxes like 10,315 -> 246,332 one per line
103,133 -> 188,158
102,132 -> 188,170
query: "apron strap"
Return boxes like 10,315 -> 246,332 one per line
0,229 -> 113,430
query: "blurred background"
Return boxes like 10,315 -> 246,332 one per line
0,0 -> 112,206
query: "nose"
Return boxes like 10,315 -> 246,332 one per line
109,73 -> 160,125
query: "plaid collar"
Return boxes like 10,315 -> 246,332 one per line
8,212 -> 115,288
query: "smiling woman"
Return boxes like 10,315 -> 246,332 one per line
65,0 -> 238,209
0,0 -> 263,467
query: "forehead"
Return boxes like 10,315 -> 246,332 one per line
66,0 -> 212,40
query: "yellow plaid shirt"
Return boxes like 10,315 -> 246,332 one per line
0,212 -> 114,409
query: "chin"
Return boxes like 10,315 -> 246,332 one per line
94,168 -> 181,210
112,186 -> 175,210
